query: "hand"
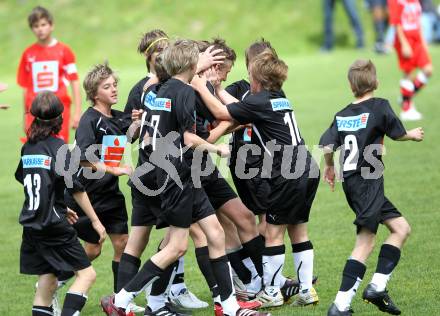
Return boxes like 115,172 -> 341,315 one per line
112,164 -> 133,176
71,111 -> 81,129
402,43 -> 413,59
216,143 -> 230,157
191,75 -> 207,91
408,127 -> 424,142
66,208 -> 79,225
323,165 -> 336,191
197,45 -> 225,73
143,75 -> 159,92
203,67 -> 221,89
91,220 -> 107,244
132,109 -> 143,122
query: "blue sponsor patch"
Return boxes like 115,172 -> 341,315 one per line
144,91 -> 157,108
147,97 -> 172,112
22,154 -> 52,170
270,98 -> 291,111
336,113 -> 370,131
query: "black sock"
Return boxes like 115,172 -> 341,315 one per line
227,248 -> 252,284
210,255 -> 234,301
125,259 -> 163,293
376,244 -> 401,275
32,305 -> 53,316
57,271 -> 74,283
150,260 -> 178,295
60,292 -> 87,316
117,253 -> 141,292
196,246 -> 220,297
339,259 -> 366,291
112,260 -> 119,293
242,235 -> 264,277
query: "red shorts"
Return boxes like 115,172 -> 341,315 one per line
395,36 -> 431,74
24,100 -> 71,143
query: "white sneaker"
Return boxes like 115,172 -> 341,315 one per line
169,288 -> 209,309
126,301 -> 145,313
400,105 -> 423,121
253,286 -> 284,308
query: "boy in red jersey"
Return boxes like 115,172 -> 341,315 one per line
17,6 -> 82,142
388,0 -> 433,121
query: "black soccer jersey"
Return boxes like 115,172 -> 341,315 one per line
195,82 -> 216,140
124,75 -> 151,114
319,97 -> 406,178
226,89 -> 305,178
65,107 -> 131,212
15,137 -> 84,230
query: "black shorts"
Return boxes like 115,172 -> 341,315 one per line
157,166 -> 214,229
20,221 -> 91,275
266,170 -> 320,226
343,175 -> 401,234
201,167 -> 237,210
231,173 -> 269,215
72,205 -> 128,244
130,186 -> 161,227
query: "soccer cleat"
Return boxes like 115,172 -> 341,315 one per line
327,303 -> 353,316
235,308 -> 271,316
214,302 -> 223,316
362,283 -> 401,315
238,299 -> 262,310
234,275 -> 256,301
252,286 -> 283,308
100,295 -> 135,316
144,304 -> 189,316
400,105 -> 422,121
168,288 -> 209,309
291,287 -> 319,307
281,275 -> 319,303
126,302 -> 145,313
51,292 -> 61,316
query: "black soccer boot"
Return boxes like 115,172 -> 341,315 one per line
327,303 -> 353,316
362,283 -> 401,315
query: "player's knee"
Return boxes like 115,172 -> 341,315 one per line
85,244 -> 102,260
396,221 -> 411,240
78,267 -> 97,285
423,64 -> 433,77
113,234 -> 129,253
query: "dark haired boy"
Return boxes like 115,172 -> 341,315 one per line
320,59 -> 423,316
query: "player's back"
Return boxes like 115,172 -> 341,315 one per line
320,97 -> 406,178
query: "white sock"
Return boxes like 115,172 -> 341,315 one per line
277,274 -> 287,287
170,256 -> 186,297
242,257 -> 259,279
293,249 -> 314,291
370,273 -> 391,292
416,71 -> 428,84
147,294 -> 167,311
114,288 -> 136,309
247,274 -> 263,293
221,292 -> 240,316
263,252 -> 285,288
334,276 -> 362,312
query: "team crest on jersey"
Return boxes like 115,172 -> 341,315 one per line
22,155 -> 52,170
101,135 -> 127,167
144,91 -> 157,108
336,113 -> 370,131
149,98 -> 172,112
270,98 -> 291,111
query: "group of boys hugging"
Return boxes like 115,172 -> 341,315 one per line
16,5 -> 425,316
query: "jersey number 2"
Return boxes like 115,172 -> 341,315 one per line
24,174 -> 41,211
343,135 -> 358,171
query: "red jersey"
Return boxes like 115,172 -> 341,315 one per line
388,0 -> 422,39
17,39 -> 78,108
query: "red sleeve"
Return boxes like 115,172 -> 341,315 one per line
62,44 -> 79,81
17,50 -> 30,88
388,0 -> 402,26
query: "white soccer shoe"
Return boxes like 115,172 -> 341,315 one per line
168,288 -> 209,309
253,286 -> 284,308
291,287 -> 319,307
126,301 -> 145,313
400,105 -> 422,121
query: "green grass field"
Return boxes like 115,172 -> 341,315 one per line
1,1 -> 440,315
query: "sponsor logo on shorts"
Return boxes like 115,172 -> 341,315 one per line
148,98 -> 172,112
270,98 -> 291,111
22,155 -> 52,170
336,113 -> 369,131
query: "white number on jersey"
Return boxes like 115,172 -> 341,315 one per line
23,174 -> 41,211
343,134 -> 359,171
283,112 -> 301,145
150,115 -> 160,151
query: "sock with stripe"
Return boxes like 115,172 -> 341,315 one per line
292,241 -> 314,292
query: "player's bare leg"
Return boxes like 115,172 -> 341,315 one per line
34,274 -> 58,307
